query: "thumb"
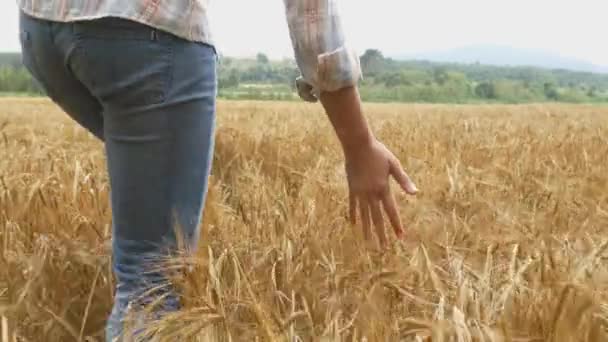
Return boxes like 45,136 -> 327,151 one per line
390,158 -> 418,195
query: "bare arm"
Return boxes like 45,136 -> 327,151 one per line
318,86 -> 373,153
283,0 -> 418,246
320,86 -> 417,245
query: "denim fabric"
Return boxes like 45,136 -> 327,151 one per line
19,12 -> 217,341
18,0 -> 363,103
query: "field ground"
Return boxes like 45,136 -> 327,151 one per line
1,98 -> 608,341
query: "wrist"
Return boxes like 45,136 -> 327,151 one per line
319,85 -> 375,157
340,129 -> 375,157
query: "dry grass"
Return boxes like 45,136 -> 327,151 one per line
1,98 -> 608,341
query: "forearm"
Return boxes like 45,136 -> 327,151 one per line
320,86 -> 374,155
283,0 -> 370,150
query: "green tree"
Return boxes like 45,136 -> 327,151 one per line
432,67 -> 449,85
544,82 -> 559,100
360,49 -> 385,76
256,53 -> 269,64
475,82 -> 496,99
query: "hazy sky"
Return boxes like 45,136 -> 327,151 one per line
2,0 -> 608,65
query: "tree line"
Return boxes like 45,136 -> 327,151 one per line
2,51 -> 608,103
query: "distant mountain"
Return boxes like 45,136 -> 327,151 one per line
394,44 -> 608,74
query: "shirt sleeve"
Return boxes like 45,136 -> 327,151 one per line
283,0 -> 362,103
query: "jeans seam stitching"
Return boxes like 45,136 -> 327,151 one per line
163,39 -> 175,105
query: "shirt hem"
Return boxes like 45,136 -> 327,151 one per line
19,8 -> 215,48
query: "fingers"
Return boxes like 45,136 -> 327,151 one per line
359,196 -> 372,241
369,198 -> 387,247
389,158 -> 418,195
349,191 -> 357,225
355,190 -> 406,246
381,188 -> 405,240
349,155 -> 416,246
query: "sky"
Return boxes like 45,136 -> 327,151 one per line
2,0 -> 608,66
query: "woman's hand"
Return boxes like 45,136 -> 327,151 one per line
345,139 -> 418,246
318,85 -> 418,246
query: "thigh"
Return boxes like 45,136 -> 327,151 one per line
18,12 -> 104,140
69,18 -> 218,255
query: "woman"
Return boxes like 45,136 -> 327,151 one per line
17,1 -> 418,340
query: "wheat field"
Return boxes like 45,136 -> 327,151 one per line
1,98 -> 608,341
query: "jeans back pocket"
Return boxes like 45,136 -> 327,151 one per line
70,19 -> 173,110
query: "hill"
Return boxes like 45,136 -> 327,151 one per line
396,44 -> 608,74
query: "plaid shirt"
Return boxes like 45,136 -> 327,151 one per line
17,0 -> 361,102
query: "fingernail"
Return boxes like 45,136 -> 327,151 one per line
409,183 -> 418,194
396,229 -> 404,239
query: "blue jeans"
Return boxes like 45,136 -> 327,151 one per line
19,13 -> 217,341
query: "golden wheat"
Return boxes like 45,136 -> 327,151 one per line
1,98 -> 608,341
